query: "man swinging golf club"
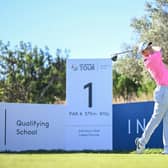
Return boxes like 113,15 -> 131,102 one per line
135,41 -> 168,154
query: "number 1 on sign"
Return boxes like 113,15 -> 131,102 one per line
84,82 -> 92,108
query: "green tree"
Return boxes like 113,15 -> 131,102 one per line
113,55 -> 144,101
131,0 -> 168,64
0,41 -> 68,103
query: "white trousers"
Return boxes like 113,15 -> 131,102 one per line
139,86 -> 168,150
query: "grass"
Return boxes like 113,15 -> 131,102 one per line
0,149 -> 168,168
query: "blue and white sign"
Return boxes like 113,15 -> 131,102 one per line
113,101 -> 162,151
0,58 -> 113,152
66,59 -> 112,150
0,103 -> 66,151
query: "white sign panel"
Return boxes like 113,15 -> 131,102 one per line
0,103 -> 65,151
66,59 -> 112,150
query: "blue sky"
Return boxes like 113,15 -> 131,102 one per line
0,0 -> 147,58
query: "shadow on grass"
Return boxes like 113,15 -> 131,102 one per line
0,149 -> 134,154
0,149 -> 163,154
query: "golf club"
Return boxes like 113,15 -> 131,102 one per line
111,49 -> 133,61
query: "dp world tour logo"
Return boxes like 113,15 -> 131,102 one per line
71,64 -> 78,71
71,63 -> 96,71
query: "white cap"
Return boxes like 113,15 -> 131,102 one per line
138,41 -> 152,53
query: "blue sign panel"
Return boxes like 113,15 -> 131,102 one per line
113,101 -> 163,151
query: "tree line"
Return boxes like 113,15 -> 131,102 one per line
0,41 -> 67,103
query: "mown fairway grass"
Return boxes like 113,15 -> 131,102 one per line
0,149 -> 168,168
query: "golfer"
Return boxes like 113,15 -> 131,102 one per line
135,41 -> 168,154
